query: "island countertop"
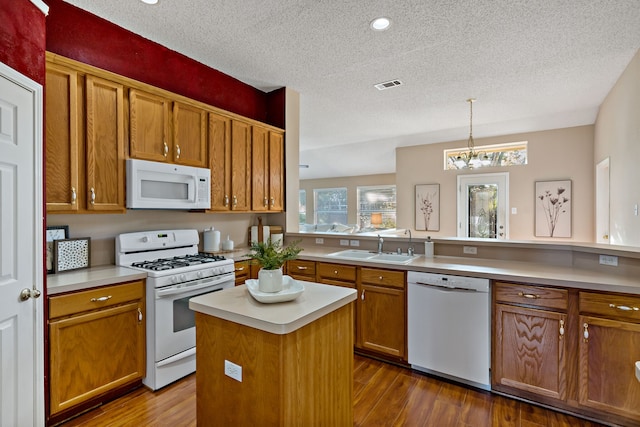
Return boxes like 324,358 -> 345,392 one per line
189,280 -> 356,335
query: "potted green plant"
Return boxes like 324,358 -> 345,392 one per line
246,238 -> 303,292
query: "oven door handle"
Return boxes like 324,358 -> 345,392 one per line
156,278 -> 228,298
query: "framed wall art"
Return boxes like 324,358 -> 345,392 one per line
535,180 -> 572,238
46,225 -> 69,274
54,237 -> 91,273
415,184 -> 440,231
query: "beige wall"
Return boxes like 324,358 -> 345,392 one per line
395,126 -> 595,241
300,174 -> 396,225
594,49 -> 640,247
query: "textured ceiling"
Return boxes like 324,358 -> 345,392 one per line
64,0 -> 640,179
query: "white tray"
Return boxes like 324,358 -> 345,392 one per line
246,276 -> 304,303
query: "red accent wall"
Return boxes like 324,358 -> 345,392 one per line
45,0 -> 284,126
0,0 -> 46,84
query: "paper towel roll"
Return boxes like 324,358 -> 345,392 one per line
424,239 -> 434,258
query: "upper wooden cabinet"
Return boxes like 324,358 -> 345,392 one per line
46,63 -> 80,212
129,89 -> 171,163
129,91 -> 208,167
85,75 -> 126,212
252,125 -> 284,212
46,60 -> 126,214
172,101 -> 207,167
230,120 -> 252,211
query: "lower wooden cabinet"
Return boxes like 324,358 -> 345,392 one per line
234,260 -> 251,286
578,292 -> 640,421
48,280 -> 145,419
285,259 -> 316,282
493,281 -> 640,426
357,267 -> 406,359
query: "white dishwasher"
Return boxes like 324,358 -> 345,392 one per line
407,271 -> 490,390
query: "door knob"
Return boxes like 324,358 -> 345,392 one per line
20,288 -> 41,301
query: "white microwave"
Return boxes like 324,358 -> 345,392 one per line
126,159 -> 211,210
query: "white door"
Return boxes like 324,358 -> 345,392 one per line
457,173 -> 509,239
0,62 -> 44,426
596,157 -> 610,244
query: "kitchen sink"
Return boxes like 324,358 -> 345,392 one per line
326,249 -> 419,264
326,249 -> 378,260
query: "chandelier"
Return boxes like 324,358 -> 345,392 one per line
453,98 -> 490,169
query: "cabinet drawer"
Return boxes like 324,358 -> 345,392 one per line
234,260 -> 250,285
317,262 -> 356,282
494,282 -> 567,310
360,267 -> 405,289
49,280 -> 144,319
580,292 -> 640,322
287,260 -> 316,278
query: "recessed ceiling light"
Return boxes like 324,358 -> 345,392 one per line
140,0 -> 158,4
370,17 -> 391,31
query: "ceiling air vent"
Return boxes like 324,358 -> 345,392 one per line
374,79 -> 403,90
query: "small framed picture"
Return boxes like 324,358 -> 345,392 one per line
54,237 -> 91,273
415,184 -> 440,231
535,180 -> 572,238
46,225 -> 69,274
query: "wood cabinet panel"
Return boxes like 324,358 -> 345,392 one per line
360,267 -> 405,289
317,262 -> 356,282
85,75 -> 125,212
495,281 -> 568,310
494,303 -> 567,401
580,292 -> 640,322
251,125 -> 269,211
45,63 -> 80,212
230,120 -> 252,211
358,283 -> 405,358
129,89 -> 170,162
267,131 -> 284,211
286,259 -> 316,282
48,280 -> 145,416
208,112 -> 231,211
578,315 -> 640,420
234,260 -> 250,286
172,101 -> 207,167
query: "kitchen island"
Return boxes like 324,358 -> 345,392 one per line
189,280 -> 357,426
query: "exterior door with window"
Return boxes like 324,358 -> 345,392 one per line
457,173 -> 509,239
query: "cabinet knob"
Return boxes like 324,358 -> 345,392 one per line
361,289 -> 365,301
138,308 -> 143,323
163,141 -> 169,157
378,276 -> 384,281
176,144 -> 181,159
518,292 -> 539,299
609,303 -> 639,311
263,197 -> 268,207
297,266 -> 308,270
583,323 -> 589,342
270,197 -> 275,207
71,187 -> 77,204
559,319 -> 565,339
90,295 -> 112,303
224,195 -> 229,207
232,195 -> 238,207
334,270 -> 338,275
90,187 -> 96,205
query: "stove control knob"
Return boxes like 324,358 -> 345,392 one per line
142,236 -> 149,243
180,274 -> 187,282
197,271 -> 204,279
171,276 -> 178,284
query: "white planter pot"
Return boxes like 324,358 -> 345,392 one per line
258,268 -> 283,293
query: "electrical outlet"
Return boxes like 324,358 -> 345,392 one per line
463,246 -> 478,255
599,255 -> 618,266
340,239 -> 349,246
224,360 -> 242,382
315,238 -> 324,244
349,240 -> 360,247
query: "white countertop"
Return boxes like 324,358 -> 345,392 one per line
189,280 -> 357,335
46,265 -> 147,295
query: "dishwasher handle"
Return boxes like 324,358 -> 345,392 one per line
411,280 -> 482,293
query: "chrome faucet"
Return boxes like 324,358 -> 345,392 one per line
377,235 -> 384,253
405,229 -> 414,256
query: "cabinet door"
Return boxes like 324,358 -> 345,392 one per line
208,112 -> 231,211
268,131 -> 284,211
129,89 -> 170,162
251,125 -> 269,211
494,303 -> 567,401
46,63 -> 80,212
358,284 -> 405,358
85,75 -> 125,212
173,101 -> 207,167
578,315 -> 640,420
230,120 -> 251,211
234,260 -> 250,286
49,301 -> 145,414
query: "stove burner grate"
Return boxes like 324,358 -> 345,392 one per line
131,253 -> 227,271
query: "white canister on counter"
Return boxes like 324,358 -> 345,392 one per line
271,233 -> 283,246
221,235 -> 234,251
203,227 -> 221,252
424,236 -> 434,258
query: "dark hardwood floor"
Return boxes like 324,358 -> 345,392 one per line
59,355 -> 605,426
